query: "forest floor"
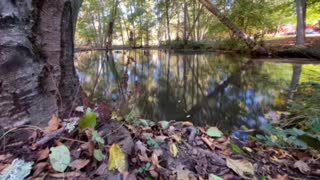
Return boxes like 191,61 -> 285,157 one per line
0,84 -> 320,180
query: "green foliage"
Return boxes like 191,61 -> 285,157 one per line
133,119 -> 155,128
92,130 -> 105,144
49,145 -> 71,172
207,127 -> 223,138
145,136 -> 164,148
78,109 -> 97,129
94,149 -> 105,161
138,162 -> 151,173
230,143 -> 244,155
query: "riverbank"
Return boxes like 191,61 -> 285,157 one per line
1,83 -> 319,179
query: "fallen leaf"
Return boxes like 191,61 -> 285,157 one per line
94,149 -> 105,161
0,159 -> 33,180
48,172 -> 82,178
294,160 -> 310,174
123,172 -> 137,180
158,121 -> 170,129
171,134 -> 182,143
78,109 -> 97,129
175,165 -> 191,180
207,127 -> 223,138
32,162 -> 48,177
45,114 -> 60,133
92,130 -> 105,144
108,144 -> 126,173
209,174 -> 223,180
226,158 -> 254,179
201,136 -> 214,150
49,145 -> 71,172
182,121 -> 193,127
272,174 -> 288,180
169,143 -> 178,157
36,148 -> 50,162
69,159 -> 90,171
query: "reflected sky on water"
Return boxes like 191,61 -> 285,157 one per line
75,50 -> 320,133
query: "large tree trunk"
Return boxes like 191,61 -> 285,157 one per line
198,0 -> 266,53
0,0 -> 82,129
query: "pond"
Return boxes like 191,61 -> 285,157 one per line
75,50 -> 320,133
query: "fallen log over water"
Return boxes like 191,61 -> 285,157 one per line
254,45 -> 320,60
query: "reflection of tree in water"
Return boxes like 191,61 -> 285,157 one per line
76,50 -> 312,132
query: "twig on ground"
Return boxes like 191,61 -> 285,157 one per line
59,137 -> 86,144
33,127 -> 65,149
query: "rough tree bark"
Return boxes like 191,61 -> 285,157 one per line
0,0 -> 82,128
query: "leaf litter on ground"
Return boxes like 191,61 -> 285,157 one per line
0,105 -> 319,180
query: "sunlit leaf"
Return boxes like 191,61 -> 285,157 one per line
207,127 -> 223,138
78,109 -> 96,129
169,143 -> 178,157
49,145 -> 71,172
226,158 -> 254,179
108,144 -> 126,173
209,174 -> 223,180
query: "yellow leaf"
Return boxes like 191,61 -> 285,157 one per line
171,134 -> 182,144
108,144 -> 126,173
226,158 -> 254,179
271,135 -> 278,142
169,143 -> 178,157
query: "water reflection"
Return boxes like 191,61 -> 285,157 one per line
75,50 -> 320,133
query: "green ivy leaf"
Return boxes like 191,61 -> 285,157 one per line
94,149 -> 105,161
92,130 -> 105,144
78,109 -> 96,129
49,145 -> 71,172
207,127 -> 223,138
158,121 -> 170,129
209,174 -> 223,180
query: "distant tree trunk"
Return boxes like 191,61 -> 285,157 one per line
296,0 -> 306,45
165,0 -> 171,43
198,0 -> 266,53
0,0 -> 82,128
107,0 -> 120,48
183,0 -> 188,44
176,1 -> 181,40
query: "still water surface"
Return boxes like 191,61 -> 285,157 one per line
75,50 -> 320,133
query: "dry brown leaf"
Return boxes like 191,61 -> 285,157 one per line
95,163 -> 108,176
0,164 -> 10,171
45,114 -> 60,133
32,162 -> 48,177
149,170 -> 159,179
69,159 -> 90,171
226,158 -> 254,179
294,160 -> 311,174
49,172 -> 82,178
200,136 -> 214,150
36,148 -> 50,162
0,154 -> 13,161
182,121 -> 193,127
123,172 -> 137,180
174,165 -> 192,180
272,174 -> 288,180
